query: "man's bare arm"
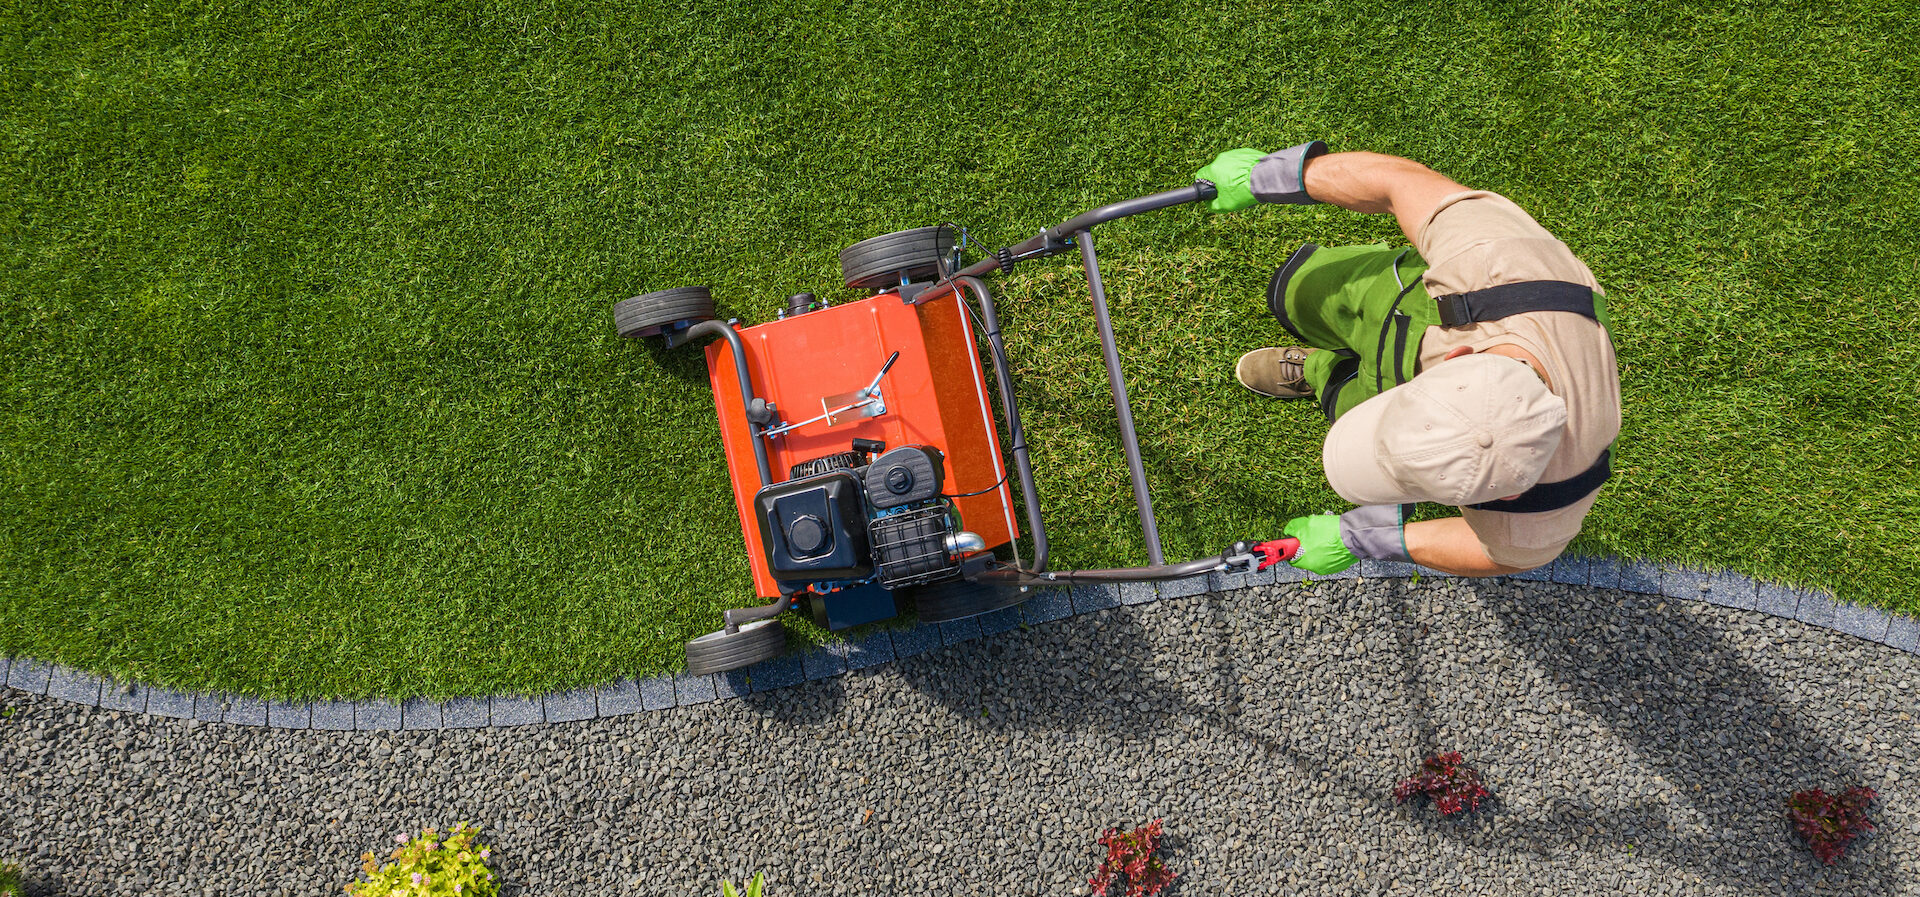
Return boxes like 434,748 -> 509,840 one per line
1302,152 -> 1469,245
1404,517 -> 1531,577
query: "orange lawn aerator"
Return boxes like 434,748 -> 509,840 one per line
615,179 -> 1299,674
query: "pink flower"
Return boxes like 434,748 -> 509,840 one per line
411,873 -> 423,886
395,833 -> 410,845
479,848 -> 490,859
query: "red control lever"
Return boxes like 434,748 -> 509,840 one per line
1252,538 -> 1302,571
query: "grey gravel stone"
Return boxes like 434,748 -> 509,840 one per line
638,676 -> 677,710
357,699 -> 403,731
401,696 -> 443,730
46,667 -> 103,706
491,694 -> 545,726
6,575 -> 1920,897
0,655 -> 8,685
595,680 -> 642,717
311,699 -> 357,731
6,657 -> 50,694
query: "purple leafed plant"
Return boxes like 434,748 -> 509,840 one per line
1394,751 -> 1491,817
1089,818 -> 1178,897
1788,786 -> 1877,865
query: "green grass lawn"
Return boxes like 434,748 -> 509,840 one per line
3,0 -> 1916,699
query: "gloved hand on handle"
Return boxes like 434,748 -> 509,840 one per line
1192,141 -> 1330,212
1280,504 -> 1410,575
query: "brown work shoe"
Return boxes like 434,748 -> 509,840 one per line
1235,346 -> 1317,399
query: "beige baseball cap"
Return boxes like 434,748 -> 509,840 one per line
1322,353 -> 1568,507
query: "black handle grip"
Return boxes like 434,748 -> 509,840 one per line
1053,180 -> 1220,235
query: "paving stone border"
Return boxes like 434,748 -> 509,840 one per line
6,555 -> 1913,730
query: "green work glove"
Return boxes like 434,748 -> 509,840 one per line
1192,147 -> 1265,213
1282,513 -> 1360,575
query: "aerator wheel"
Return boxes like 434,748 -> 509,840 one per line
685,619 -> 787,675
613,286 -> 716,339
839,227 -> 955,291
910,576 -> 1025,624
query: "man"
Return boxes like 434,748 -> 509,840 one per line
1194,143 -> 1620,576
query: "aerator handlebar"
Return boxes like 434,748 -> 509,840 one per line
916,180 -> 1219,301
916,178 -> 1303,585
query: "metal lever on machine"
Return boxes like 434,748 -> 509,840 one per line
761,351 -> 901,438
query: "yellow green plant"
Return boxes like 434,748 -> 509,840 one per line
346,823 -> 497,897
721,871 -> 765,897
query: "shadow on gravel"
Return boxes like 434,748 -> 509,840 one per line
881,577 -> 1899,895
733,676 -> 851,728
1472,581 -> 1898,895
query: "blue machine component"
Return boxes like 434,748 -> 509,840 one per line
802,579 -> 898,631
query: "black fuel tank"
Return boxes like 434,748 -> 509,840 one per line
754,471 -> 872,583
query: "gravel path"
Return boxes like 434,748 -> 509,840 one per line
3,576 -> 1917,896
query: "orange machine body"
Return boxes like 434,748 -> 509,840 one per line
705,290 -> 1017,598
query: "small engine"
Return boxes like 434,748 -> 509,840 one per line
751,444 -> 980,629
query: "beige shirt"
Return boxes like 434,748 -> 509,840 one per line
1413,191 -> 1622,568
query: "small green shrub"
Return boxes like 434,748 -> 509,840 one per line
721,871 -> 765,897
346,823 -> 497,897
0,861 -> 23,897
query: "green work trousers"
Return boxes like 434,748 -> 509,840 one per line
1268,243 -> 1443,421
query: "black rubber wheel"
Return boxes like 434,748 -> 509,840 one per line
839,227 -> 954,291
910,576 -> 1026,624
685,618 -> 786,675
613,286 -> 716,339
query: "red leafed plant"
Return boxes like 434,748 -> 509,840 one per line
1393,751 -> 1491,817
1788,786 -> 1878,865
1089,818 -> 1178,897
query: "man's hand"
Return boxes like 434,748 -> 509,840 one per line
1193,148 -> 1265,213
1281,514 -> 1360,575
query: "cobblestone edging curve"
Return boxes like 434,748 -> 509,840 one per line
5,554 -> 1915,731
